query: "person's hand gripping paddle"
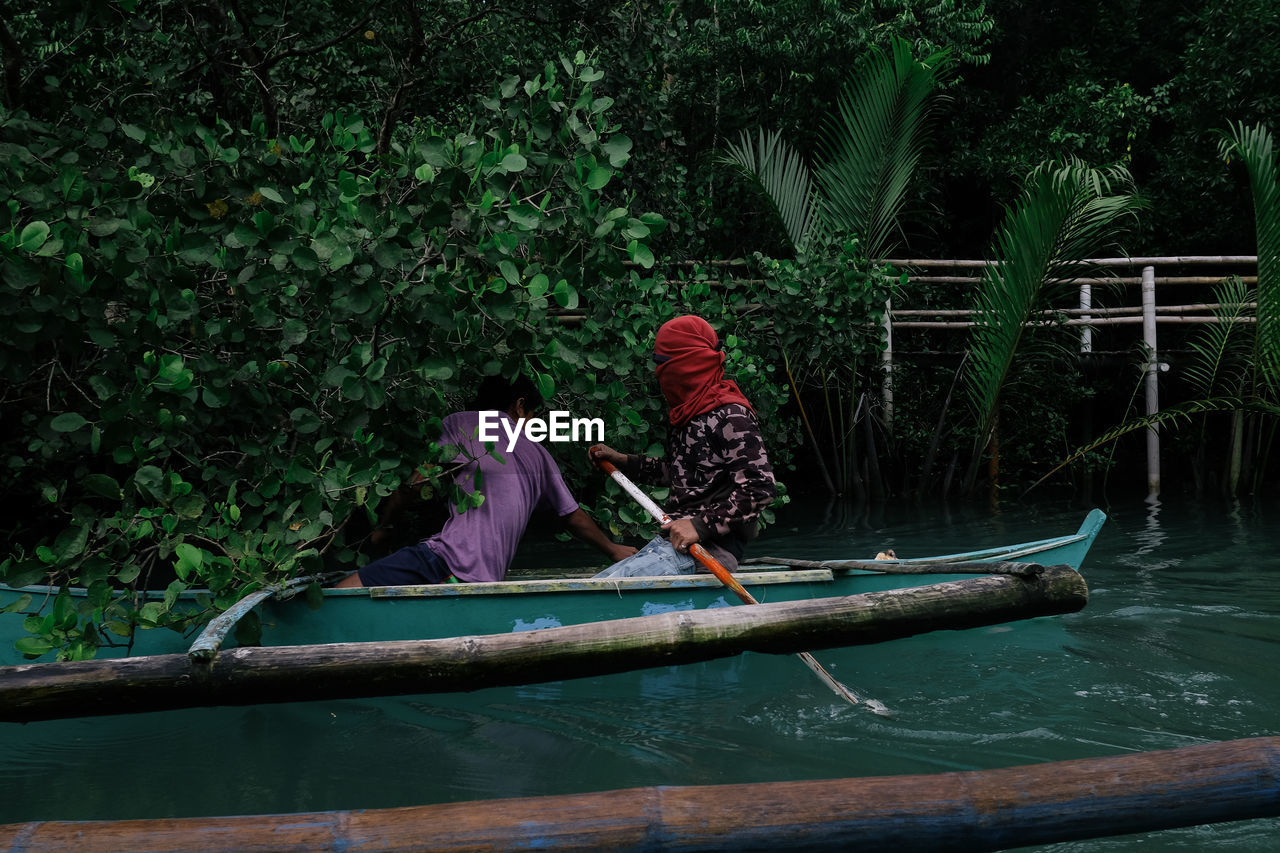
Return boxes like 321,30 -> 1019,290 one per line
596,459 -> 891,716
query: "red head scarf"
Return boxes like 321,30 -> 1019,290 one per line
653,315 -> 753,426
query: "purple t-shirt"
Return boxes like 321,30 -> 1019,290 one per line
423,411 -> 579,583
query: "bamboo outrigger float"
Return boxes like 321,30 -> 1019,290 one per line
0,511 -> 1129,846
0,511 -> 1106,722
0,564 -> 1087,722
0,510 -> 1107,670
3,736 -> 1276,852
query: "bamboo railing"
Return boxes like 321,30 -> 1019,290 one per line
883,257 -> 1259,496
884,256 -> 1258,335
608,255 -> 1259,496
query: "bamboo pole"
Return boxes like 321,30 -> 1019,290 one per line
742,557 -> 1045,576
1143,265 -> 1161,497
0,567 -> 1087,723
891,316 -> 1255,329
886,256 -> 1259,268
892,303 -> 1257,317
1080,282 -> 1092,353
625,256 -> 1258,270
4,737 -> 1276,852
902,275 -> 1257,285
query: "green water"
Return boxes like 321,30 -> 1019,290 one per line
2,497 -> 1278,851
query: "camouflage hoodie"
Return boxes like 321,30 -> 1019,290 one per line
621,402 -> 776,567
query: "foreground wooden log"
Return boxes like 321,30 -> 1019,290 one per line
2,736 -> 1276,852
0,565 -> 1087,723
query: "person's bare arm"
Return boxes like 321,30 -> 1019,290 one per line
562,507 -> 637,562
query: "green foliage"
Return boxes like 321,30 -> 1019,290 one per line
1041,123 -> 1280,496
1032,397 -> 1280,493
961,80 -> 1159,204
722,38 -> 951,260
666,0 -> 990,140
1142,0 -> 1280,253
0,56 -> 679,660
1219,122 -> 1280,398
749,243 -> 897,367
961,159 -> 1142,487
1182,276 -> 1254,400
651,0 -> 992,257
721,128 -> 816,252
816,40 -> 952,262
742,242 -> 900,493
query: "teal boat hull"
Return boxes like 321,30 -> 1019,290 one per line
0,510 -> 1105,666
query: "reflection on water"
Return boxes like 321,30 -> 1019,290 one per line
1136,494 -> 1166,555
2,496 -> 1279,850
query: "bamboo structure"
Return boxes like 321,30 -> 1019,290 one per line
883,256 -> 1260,497
607,255 -> 1259,495
1142,265 -> 1161,495
3,736 -> 1276,852
0,566 -> 1087,723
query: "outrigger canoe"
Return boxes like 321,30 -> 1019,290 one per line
0,510 -> 1105,667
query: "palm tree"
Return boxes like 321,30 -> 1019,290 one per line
721,37 -> 950,261
1223,122 -> 1280,397
1031,123 -> 1280,495
721,38 -> 949,497
1219,122 -> 1280,490
961,159 -> 1143,493
1181,275 -> 1255,491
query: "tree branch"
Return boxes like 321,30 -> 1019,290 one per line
221,0 -> 280,136
376,76 -> 415,155
375,7 -> 495,155
264,7 -> 378,70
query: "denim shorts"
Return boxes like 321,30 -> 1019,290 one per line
358,542 -> 453,586
593,536 -> 697,578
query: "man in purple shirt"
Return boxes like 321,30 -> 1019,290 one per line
336,377 -> 634,587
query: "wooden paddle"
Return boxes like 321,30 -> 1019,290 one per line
597,459 -> 891,716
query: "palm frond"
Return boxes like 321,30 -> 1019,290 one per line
1025,396 -> 1280,494
721,127 -> 818,253
962,160 -> 1142,451
815,39 -> 950,261
1220,122 -> 1280,399
1182,275 -> 1254,398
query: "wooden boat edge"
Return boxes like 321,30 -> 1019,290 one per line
0,510 -> 1107,602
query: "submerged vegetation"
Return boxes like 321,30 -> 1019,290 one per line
2,1 -> 1280,658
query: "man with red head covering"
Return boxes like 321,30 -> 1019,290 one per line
589,315 -> 777,576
